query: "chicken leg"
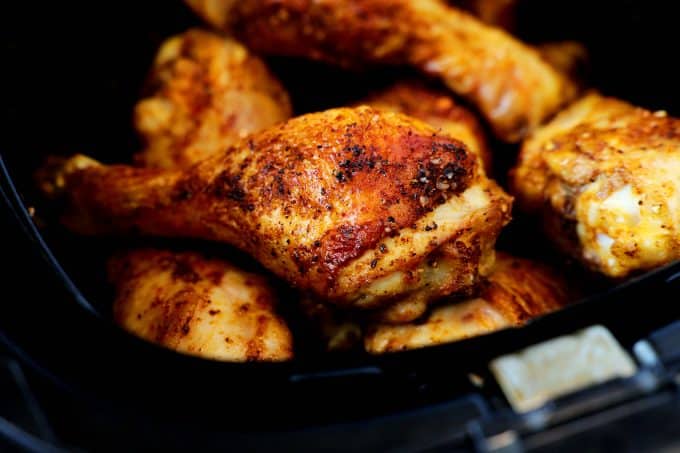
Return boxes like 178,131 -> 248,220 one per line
42,107 -> 511,317
185,0 -> 577,141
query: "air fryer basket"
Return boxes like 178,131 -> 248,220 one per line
2,0 -> 680,450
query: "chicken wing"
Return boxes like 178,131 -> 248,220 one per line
41,107 -> 512,318
360,81 -> 491,173
109,249 -> 293,361
365,253 -> 570,353
511,93 -> 680,277
134,28 -> 292,169
184,0 -> 576,141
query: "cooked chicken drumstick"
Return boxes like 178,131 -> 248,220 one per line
110,30 -> 295,362
361,81 -> 492,173
134,28 -> 292,169
365,253 -> 570,353
185,0 -> 576,141
43,107 -> 511,318
511,93 -> 680,277
109,249 -> 293,361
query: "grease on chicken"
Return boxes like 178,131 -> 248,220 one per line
40,107 -> 512,319
511,93 -> 680,277
365,253 -> 570,353
134,28 -> 291,169
109,249 -> 293,361
361,81 -> 491,173
185,0 -> 577,141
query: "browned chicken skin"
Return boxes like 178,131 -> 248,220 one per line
360,81 -> 492,173
106,30 -> 296,362
185,0 -> 576,141
303,253 -> 569,352
43,107 -> 511,318
109,249 -> 293,361
136,74 -> 497,324
454,1 -> 588,89
454,1 -> 588,85
511,93 -> 680,277
134,28 -> 292,169
365,253 -> 570,353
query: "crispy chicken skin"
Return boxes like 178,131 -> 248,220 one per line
511,93 -> 680,277
365,253 -> 570,353
42,107 -> 512,317
115,31 -> 294,362
109,249 -> 293,361
361,81 -> 492,173
134,28 -> 292,169
184,0 -> 576,142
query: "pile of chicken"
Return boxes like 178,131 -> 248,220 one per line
37,0 -> 680,361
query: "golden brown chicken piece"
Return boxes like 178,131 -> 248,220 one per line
453,1 -> 588,88
134,28 -> 292,169
511,93 -> 680,277
43,107 -> 512,319
364,253 -> 570,353
109,249 -> 293,361
452,2 -> 587,86
360,81 -> 492,173
115,30 -> 294,361
185,0 -> 576,142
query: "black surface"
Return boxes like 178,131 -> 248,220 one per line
2,1 -> 680,451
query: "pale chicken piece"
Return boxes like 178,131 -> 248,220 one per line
109,249 -> 293,361
41,107 -> 512,320
360,81 -> 492,173
365,253 -> 570,353
511,93 -> 680,277
184,0 -> 577,142
134,28 -> 291,169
